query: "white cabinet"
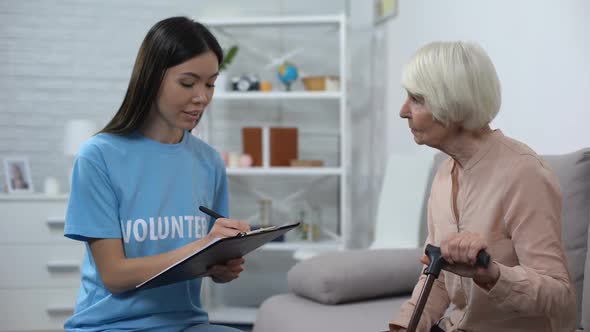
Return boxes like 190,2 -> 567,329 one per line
0,194 -> 83,332
198,14 -> 349,324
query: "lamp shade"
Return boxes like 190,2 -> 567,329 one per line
63,120 -> 97,156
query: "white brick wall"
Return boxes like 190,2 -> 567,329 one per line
0,0 -> 346,194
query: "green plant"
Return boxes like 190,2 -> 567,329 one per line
220,45 -> 239,71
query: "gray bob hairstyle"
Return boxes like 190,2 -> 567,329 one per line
401,41 -> 501,130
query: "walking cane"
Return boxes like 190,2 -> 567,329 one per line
406,244 -> 491,332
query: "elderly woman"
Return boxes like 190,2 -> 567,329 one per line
389,41 -> 576,332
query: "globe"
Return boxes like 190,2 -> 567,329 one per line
277,62 -> 299,91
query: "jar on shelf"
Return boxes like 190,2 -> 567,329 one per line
258,199 -> 272,227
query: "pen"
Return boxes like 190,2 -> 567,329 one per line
199,205 -> 259,237
199,206 -> 225,219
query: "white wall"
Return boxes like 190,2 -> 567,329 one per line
384,0 -> 590,156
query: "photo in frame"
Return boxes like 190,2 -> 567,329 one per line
3,157 -> 34,193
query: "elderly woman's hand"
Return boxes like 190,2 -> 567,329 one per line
420,232 -> 500,290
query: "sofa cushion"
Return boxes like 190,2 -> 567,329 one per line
543,148 -> 590,327
287,248 -> 422,305
253,293 -> 409,332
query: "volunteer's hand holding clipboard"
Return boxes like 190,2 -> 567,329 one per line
135,206 -> 300,290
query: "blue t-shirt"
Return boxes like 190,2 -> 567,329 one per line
63,130 -> 229,332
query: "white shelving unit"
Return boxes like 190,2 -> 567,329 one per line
200,13 -> 348,325
261,239 -> 342,251
226,167 -> 343,176
203,14 -> 343,27
215,91 -> 341,100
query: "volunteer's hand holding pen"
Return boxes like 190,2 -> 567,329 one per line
199,206 -> 251,283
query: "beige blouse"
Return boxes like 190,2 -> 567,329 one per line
390,130 -> 577,332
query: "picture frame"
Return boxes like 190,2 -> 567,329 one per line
374,0 -> 398,25
3,157 -> 34,194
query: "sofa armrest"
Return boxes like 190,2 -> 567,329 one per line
287,248 -> 423,305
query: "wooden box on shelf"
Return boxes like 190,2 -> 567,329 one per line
290,160 -> 324,167
269,127 -> 297,167
241,127 -> 299,168
242,127 -> 263,167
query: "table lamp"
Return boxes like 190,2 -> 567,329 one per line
64,120 -> 96,157
63,119 -> 97,190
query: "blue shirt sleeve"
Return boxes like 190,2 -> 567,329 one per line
64,145 -> 121,241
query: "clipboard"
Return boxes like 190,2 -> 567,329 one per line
136,222 -> 300,290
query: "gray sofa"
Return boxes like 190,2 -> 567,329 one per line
253,149 -> 590,332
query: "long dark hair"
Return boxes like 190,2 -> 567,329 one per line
100,17 -> 223,135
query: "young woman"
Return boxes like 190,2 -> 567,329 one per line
64,16 -> 250,332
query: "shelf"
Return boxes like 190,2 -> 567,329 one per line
214,91 -> 341,100
226,167 -> 343,176
208,306 -> 258,325
261,240 -> 342,251
200,13 -> 349,321
0,193 -> 69,201
293,245 -> 346,261
202,14 -> 344,27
